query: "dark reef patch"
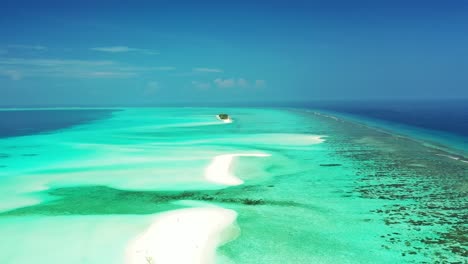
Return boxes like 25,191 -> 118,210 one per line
0,185 -> 312,216
319,163 -> 342,167
309,111 -> 468,263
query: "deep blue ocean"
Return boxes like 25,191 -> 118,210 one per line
304,99 -> 468,154
0,109 -> 114,138
313,100 -> 468,136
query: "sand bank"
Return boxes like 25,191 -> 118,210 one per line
126,207 -> 239,264
205,153 -> 270,186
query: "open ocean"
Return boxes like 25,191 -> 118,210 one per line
0,104 -> 466,263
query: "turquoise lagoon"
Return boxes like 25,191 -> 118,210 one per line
0,108 -> 466,263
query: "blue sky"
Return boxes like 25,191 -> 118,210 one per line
0,0 -> 467,106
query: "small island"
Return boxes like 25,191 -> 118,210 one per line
216,113 -> 233,123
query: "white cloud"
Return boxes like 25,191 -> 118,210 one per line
0,58 -> 132,79
143,50 -> 160,55
91,46 -> 159,55
192,81 -> 211,89
91,46 -> 136,53
115,66 -> 176,73
193,68 -> 223,73
255,79 -> 266,88
214,78 -> 236,88
87,71 -> 137,78
0,58 -> 113,67
237,78 -> 248,87
152,66 -> 176,71
0,70 -> 22,80
8,45 -> 47,51
212,78 -> 263,88
0,57 -> 174,80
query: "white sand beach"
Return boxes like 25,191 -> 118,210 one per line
204,153 -> 271,186
125,207 -> 239,264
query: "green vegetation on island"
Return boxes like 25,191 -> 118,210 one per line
218,114 -> 230,120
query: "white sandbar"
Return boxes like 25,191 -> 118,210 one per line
204,153 -> 271,186
126,207 -> 239,264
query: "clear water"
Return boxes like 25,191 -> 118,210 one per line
0,108 -> 466,263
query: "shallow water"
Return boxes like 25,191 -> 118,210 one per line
0,108 -> 466,263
